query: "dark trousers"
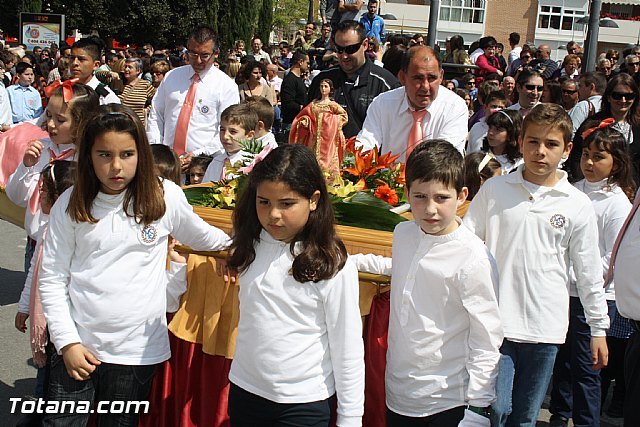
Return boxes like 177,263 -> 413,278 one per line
549,297 -> 601,427
601,302 -> 628,411
42,352 -> 158,427
624,325 -> 640,427
228,383 -> 332,427
386,406 -> 465,427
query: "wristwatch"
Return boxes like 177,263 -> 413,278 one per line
467,405 -> 492,418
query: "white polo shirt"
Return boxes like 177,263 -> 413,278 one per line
464,166 -> 609,343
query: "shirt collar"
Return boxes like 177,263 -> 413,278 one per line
506,164 -> 573,195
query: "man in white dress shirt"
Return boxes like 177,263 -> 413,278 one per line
357,45 -> 468,161
147,25 -> 240,172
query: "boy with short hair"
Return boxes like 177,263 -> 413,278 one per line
242,96 -> 279,149
355,139 -> 503,426
69,36 -> 120,104
188,155 -> 213,185
6,62 -> 42,123
467,90 -> 508,153
463,103 -> 609,426
202,104 -> 257,183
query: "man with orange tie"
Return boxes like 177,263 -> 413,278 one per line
147,25 -> 239,175
357,45 -> 468,162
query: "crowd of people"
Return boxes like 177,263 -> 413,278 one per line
2,1 -> 640,426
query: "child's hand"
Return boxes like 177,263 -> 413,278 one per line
180,152 -> 194,173
61,343 -> 101,381
23,140 -> 45,167
216,258 -> 237,285
14,312 -> 29,333
591,336 -> 608,370
169,239 -> 188,264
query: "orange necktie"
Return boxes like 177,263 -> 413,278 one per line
29,147 -> 75,214
605,193 -> 640,286
173,73 -> 201,156
407,109 -> 427,159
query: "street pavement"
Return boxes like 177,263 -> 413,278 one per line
0,218 -> 625,425
0,219 -> 36,425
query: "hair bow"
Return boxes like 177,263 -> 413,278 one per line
44,78 -> 80,103
581,117 -> 616,139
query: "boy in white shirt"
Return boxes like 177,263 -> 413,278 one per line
355,139 -> 503,426
202,104 -> 257,183
463,103 -> 609,426
243,95 -> 279,149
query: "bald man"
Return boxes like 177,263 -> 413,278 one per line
531,44 -> 558,79
357,45 -> 468,161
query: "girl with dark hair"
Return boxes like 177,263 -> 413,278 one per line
238,60 -> 275,105
549,123 -> 636,426
289,78 -> 348,181
482,108 -> 523,174
227,144 -> 364,427
38,104 -> 230,426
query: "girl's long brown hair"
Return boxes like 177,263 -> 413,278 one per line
227,144 -> 347,283
67,104 -> 166,224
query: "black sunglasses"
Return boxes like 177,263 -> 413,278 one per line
334,41 -> 363,54
524,84 -> 544,91
466,81 -> 476,85
611,91 -> 636,101
562,89 -> 578,94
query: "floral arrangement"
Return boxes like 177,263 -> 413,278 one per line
183,138 -> 408,232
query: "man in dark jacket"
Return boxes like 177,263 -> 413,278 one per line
307,20 -> 400,138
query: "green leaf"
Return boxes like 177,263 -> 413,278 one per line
183,186 -> 213,206
333,201 -> 407,232
345,191 -> 392,209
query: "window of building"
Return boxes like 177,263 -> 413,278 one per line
440,0 -> 485,24
610,4 -> 633,18
538,5 -> 586,31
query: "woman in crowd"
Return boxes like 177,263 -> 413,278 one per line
551,54 -> 580,80
118,57 -> 156,126
569,73 -> 640,182
150,60 -> 170,89
238,60 -> 275,105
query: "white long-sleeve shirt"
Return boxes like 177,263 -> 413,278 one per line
572,179 -> 631,300
146,64 -> 240,156
39,180 -> 231,365
612,190 -> 640,321
464,166 -> 610,343
229,230 -> 364,427
357,86 -> 468,160
5,138 -> 76,240
353,221 -> 502,417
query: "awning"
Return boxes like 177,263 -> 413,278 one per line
604,0 -> 640,5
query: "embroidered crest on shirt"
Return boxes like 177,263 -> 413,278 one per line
549,214 -> 566,229
140,224 -> 159,244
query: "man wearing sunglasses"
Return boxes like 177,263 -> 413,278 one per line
507,69 -> 544,117
307,20 -> 399,138
147,25 -> 239,176
357,45 -> 469,161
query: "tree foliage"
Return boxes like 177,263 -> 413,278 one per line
257,0 -> 274,47
3,0 -> 282,52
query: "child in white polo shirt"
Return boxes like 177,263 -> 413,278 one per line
464,103 -> 610,427
355,139 -> 503,426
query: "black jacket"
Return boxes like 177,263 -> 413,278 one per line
281,71 -> 308,125
307,59 -> 400,138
